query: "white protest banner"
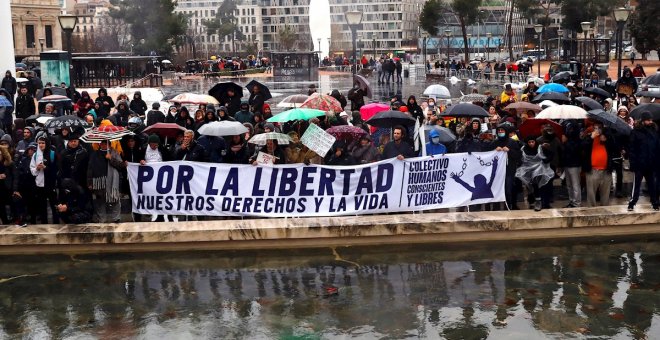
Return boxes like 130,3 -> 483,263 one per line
256,151 -> 276,165
128,151 -> 507,217
300,123 -> 336,157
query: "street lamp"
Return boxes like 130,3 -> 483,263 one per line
345,10 -> 363,75
613,7 -> 631,80
486,32 -> 492,61
445,30 -> 452,76
444,29 -> 452,62
580,21 -> 591,64
557,28 -> 563,61
58,14 -> 77,87
421,32 -> 428,71
39,37 -> 45,52
534,24 -> 543,76
467,33 -> 472,60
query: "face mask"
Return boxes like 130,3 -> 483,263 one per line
497,132 -> 506,138
431,137 -> 440,144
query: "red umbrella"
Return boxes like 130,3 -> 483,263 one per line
326,125 -> 367,142
143,123 -> 187,139
300,93 -> 343,113
359,103 -> 390,121
519,119 -> 563,139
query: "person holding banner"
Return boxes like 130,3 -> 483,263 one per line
324,141 -> 354,166
383,126 -> 415,160
351,135 -> 379,164
486,123 -> 522,210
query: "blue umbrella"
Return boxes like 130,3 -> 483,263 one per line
537,83 -> 569,93
0,97 -> 12,108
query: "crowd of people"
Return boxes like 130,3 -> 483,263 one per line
0,62 -> 658,226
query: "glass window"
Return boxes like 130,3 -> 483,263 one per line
45,25 -> 53,48
25,25 -> 35,48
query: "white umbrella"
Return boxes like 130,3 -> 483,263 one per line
168,93 -> 220,105
161,59 -> 172,64
36,116 -> 54,125
197,121 -> 248,137
248,132 -> 292,146
16,77 -> 29,83
423,84 -> 451,99
527,76 -> 545,86
539,100 -> 558,109
276,94 -> 309,108
536,105 -> 587,120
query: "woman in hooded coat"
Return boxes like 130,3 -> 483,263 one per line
129,91 -> 148,117
76,91 -> 95,118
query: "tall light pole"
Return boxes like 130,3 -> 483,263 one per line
580,21 -> 591,65
345,10 -> 363,75
467,33 -> 472,60
557,28 -> 563,61
58,14 -> 77,87
421,32 -> 428,70
486,32 -> 492,61
613,7 -> 631,80
444,29 -> 452,62
534,24 -> 543,77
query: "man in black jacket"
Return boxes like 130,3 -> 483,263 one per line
145,102 -> 165,126
486,123 -> 522,209
15,87 -> 35,119
627,112 -> 659,211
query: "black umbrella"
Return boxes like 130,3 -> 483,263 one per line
423,125 -> 456,143
587,109 -> 632,136
208,82 -> 243,102
629,103 -> 660,120
36,87 -> 67,100
44,115 -> 89,129
584,87 -> 611,99
641,73 -> 660,86
25,114 -> 53,126
353,74 -> 373,98
550,71 -> 575,83
245,80 -> 272,101
531,91 -> 571,104
635,90 -> 660,99
575,96 -> 603,110
444,103 -> 489,117
366,110 -> 416,128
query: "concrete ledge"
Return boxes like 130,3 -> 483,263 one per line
0,205 -> 658,255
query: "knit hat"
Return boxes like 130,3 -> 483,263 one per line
27,142 -> 37,150
617,106 -> 629,113
148,134 -> 160,144
36,131 -> 48,141
0,134 -> 12,145
264,122 -> 275,132
640,111 -> 653,121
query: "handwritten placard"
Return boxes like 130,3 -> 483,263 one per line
300,123 -> 336,157
256,151 -> 277,165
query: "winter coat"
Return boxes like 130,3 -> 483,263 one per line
146,109 -> 165,126
1,76 -> 17,96
174,140 -> 205,161
58,145 -> 89,189
197,135 -> 227,163
129,92 -> 148,116
15,93 -> 36,119
581,129 -> 618,172
628,124 -> 660,171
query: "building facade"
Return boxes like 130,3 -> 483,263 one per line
175,0 -> 262,58
10,0 -> 63,61
328,0 -> 425,58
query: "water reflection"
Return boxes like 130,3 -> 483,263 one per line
0,242 -> 659,338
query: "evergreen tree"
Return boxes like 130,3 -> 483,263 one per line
629,1 -> 660,58
109,0 -> 187,56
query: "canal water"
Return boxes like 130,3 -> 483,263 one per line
1,239 -> 659,339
